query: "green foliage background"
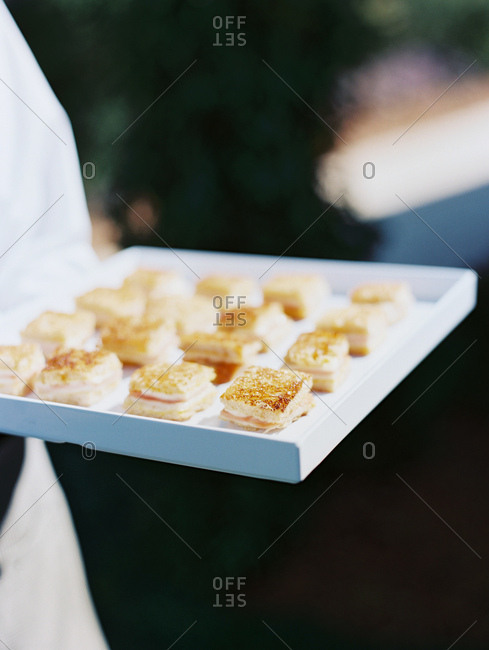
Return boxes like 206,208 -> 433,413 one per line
8,1 -> 489,648
12,0 -> 384,258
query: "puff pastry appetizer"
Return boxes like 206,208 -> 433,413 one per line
181,330 -> 262,384
0,343 -> 45,396
263,274 -> 329,319
21,310 -> 96,356
123,361 -> 216,420
101,316 -> 178,365
284,331 -> 351,392
316,305 -> 387,355
351,281 -> 414,324
122,268 -> 188,299
76,287 -> 145,326
220,365 -> 314,432
33,348 -> 122,406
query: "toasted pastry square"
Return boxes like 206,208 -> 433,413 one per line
21,310 -> 96,356
220,366 -> 314,432
316,305 -> 387,355
146,295 -> 217,336
0,344 -> 45,396
122,268 -> 188,298
33,348 -> 122,406
123,361 -> 216,420
76,287 -> 145,326
351,281 -> 414,323
101,316 -> 178,365
181,330 -> 262,384
263,274 -> 329,319
195,275 -> 257,307
284,331 -> 351,392
217,302 -> 293,350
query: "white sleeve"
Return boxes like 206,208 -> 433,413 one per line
0,1 -> 97,312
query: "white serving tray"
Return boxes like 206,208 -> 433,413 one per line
0,247 -> 477,483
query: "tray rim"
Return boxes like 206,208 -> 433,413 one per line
0,247 -> 478,483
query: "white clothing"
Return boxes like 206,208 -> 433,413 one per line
0,440 -> 107,649
0,2 -> 108,648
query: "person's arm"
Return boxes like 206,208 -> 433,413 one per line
0,0 -> 97,523
0,1 -> 97,312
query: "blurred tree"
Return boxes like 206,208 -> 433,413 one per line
363,0 -> 489,61
9,3 -> 489,648
9,0 -> 382,259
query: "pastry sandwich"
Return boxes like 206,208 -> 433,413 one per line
217,302 -> 293,350
21,310 -> 96,356
101,316 -> 178,365
316,305 -> 387,355
33,348 -> 122,406
122,268 -> 188,299
76,287 -> 145,326
181,330 -> 262,384
284,331 -> 350,392
351,281 -> 414,324
195,274 -> 257,308
0,343 -> 45,396
145,295 -> 217,336
263,274 -> 329,319
220,365 -> 314,432
123,361 -> 216,421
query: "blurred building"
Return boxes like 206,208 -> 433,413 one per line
318,49 -> 489,269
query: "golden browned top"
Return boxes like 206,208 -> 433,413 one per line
221,366 -> 312,412
146,295 -> 217,334
218,302 -> 285,329
351,281 -> 413,304
122,268 -> 183,295
317,305 -> 387,333
263,274 -> 328,299
182,329 -> 259,346
101,316 -> 174,345
181,330 -> 261,362
0,343 -> 45,374
39,348 -> 121,382
76,287 -> 145,313
195,274 -> 256,299
285,331 -> 349,367
128,361 -> 215,395
22,310 -> 96,341
218,307 -> 259,328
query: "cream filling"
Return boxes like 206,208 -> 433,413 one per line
130,384 -> 214,412
22,336 -> 90,356
131,383 -> 211,405
380,300 -> 411,324
37,369 -> 121,396
345,332 -> 370,346
256,315 -> 291,343
115,334 -> 178,363
295,366 -> 338,380
220,409 -> 279,430
151,278 -> 188,297
0,376 -> 20,392
22,337 -> 59,356
186,349 -> 254,364
346,331 -> 385,352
